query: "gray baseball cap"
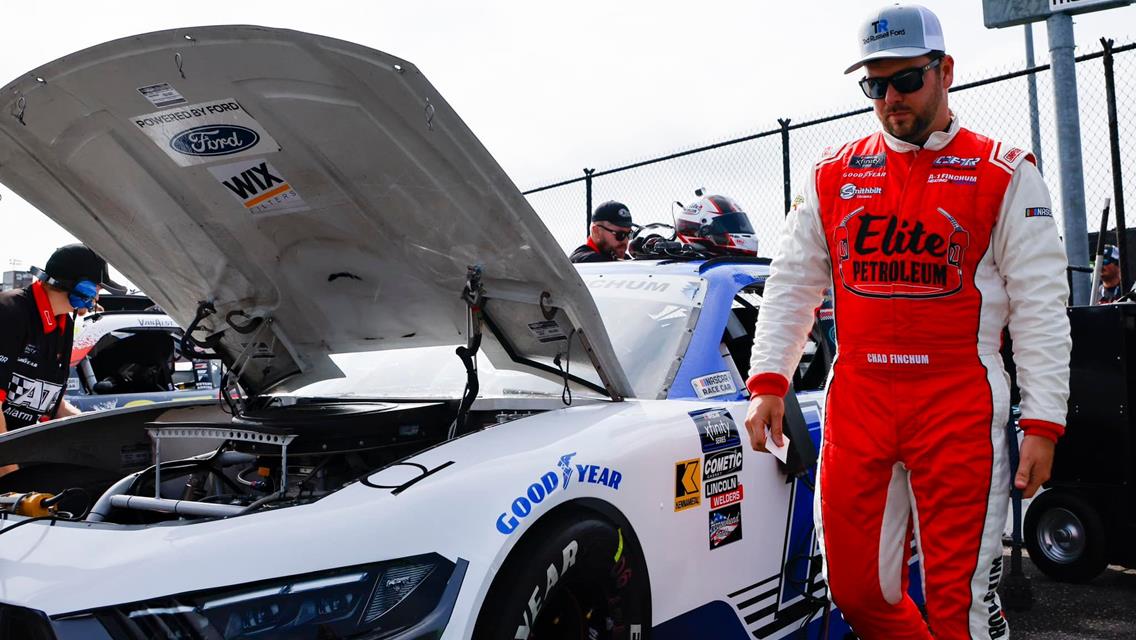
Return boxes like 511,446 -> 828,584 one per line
845,4 -> 946,74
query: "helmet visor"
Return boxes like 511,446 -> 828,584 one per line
706,211 -> 754,235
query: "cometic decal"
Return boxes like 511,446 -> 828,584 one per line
689,407 -> 741,453
703,446 -> 743,481
496,453 -> 623,534
674,458 -> 701,512
208,159 -> 307,215
132,98 -> 280,167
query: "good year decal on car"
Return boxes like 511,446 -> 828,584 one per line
495,452 -> 623,535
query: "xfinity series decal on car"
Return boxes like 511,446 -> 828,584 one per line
709,503 -> 743,549
690,407 -> 741,453
132,98 -> 280,167
208,158 -> 308,215
496,453 -> 624,534
674,458 -> 701,512
690,371 -> 737,399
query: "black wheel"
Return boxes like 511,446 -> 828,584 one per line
473,513 -> 650,640
1024,490 -> 1108,583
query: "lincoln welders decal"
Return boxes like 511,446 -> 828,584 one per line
709,503 -> 743,549
689,407 -> 741,453
496,453 -> 623,534
132,98 -> 280,167
834,206 -> 970,299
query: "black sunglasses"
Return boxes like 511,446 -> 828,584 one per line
599,225 -> 630,241
859,57 -> 942,99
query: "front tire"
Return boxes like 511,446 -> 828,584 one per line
1024,490 -> 1108,583
473,513 -> 650,640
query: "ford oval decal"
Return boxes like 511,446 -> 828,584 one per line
169,125 -> 260,157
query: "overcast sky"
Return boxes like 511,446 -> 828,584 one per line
0,0 -> 1132,280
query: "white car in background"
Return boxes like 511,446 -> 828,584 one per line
0,26 -> 898,639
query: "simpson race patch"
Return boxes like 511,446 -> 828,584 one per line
1025,207 -> 1053,218
132,98 -> 280,167
208,159 -> 307,215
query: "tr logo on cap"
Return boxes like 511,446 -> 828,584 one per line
846,4 -> 946,74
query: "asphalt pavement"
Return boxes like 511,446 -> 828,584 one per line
1000,547 -> 1136,639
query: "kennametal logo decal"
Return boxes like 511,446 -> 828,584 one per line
169,125 -> 260,157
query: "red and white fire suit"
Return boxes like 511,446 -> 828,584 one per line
747,117 -> 1070,639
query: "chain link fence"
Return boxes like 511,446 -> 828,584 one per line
523,39 -> 1136,265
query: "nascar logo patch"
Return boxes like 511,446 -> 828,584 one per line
1025,207 -> 1053,218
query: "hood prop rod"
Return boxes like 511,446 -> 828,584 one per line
451,265 -> 484,439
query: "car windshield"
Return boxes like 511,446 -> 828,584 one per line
288,272 -> 702,400
582,273 -> 702,397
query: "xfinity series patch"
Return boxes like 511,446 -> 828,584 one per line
137,82 -> 186,108
848,153 -> 885,168
496,452 -> 623,534
133,98 -> 280,167
709,503 -> 743,549
690,407 -> 741,453
208,159 -> 307,215
690,371 -> 737,399
526,320 -> 567,343
703,447 -> 742,481
1025,207 -> 1053,218
674,458 -> 701,512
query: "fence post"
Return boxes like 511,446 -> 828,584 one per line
1024,24 -> 1044,175
779,118 -> 792,216
584,168 -> 595,235
1101,38 -> 1129,291
1047,12 -> 1090,304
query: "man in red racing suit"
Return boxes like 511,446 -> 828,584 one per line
744,5 -> 1070,639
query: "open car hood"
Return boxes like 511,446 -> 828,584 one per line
0,26 -> 632,399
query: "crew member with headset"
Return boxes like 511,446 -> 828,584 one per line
569,200 -> 633,263
0,244 -> 126,444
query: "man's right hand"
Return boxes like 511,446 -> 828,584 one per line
744,394 -> 785,453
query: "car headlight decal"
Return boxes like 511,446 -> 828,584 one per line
363,561 -> 436,623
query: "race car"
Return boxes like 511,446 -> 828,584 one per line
66,304 -> 220,413
0,26 -> 919,638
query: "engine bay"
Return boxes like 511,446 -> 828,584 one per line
0,397 -> 550,526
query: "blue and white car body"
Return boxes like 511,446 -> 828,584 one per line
0,26 -> 922,639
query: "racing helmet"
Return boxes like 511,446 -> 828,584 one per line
674,194 -> 758,256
